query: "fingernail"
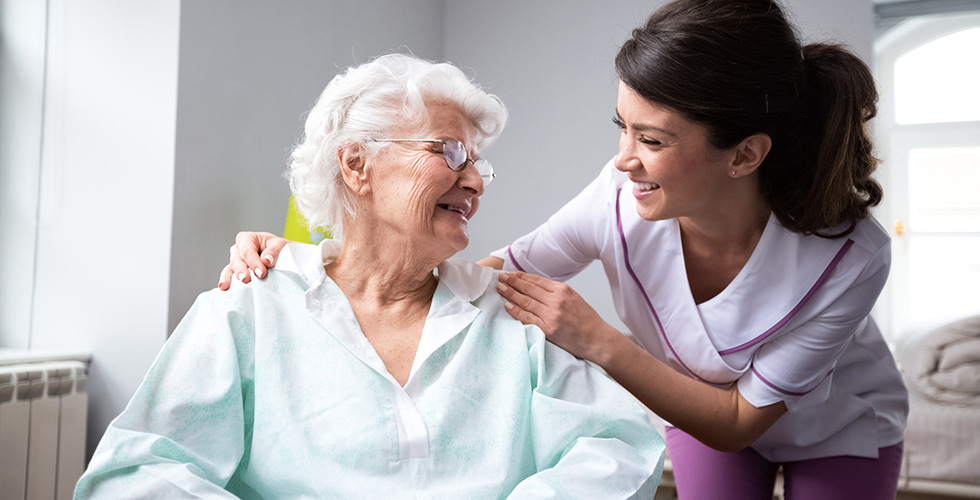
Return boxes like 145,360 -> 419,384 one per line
505,301 -> 514,310
255,267 -> 264,278
237,272 -> 246,281
263,255 -> 275,265
496,282 -> 508,292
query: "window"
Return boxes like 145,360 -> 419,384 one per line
875,12 -> 980,337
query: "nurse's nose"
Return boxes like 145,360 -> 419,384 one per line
614,132 -> 640,173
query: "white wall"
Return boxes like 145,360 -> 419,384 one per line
0,0 -> 47,349
20,0 -> 181,457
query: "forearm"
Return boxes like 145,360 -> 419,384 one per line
594,330 -> 784,452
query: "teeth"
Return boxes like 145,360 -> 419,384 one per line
634,181 -> 659,191
438,204 -> 466,215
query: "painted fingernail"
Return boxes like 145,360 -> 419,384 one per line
237,272 -> 246,281
497,282 -> 508,292
254,267 -> 264,278
505,301 -> 514,310
263,255 -> 275,265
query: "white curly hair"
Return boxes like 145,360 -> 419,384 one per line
288,53 -> 508,238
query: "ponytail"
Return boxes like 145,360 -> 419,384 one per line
776,43 -> 882,237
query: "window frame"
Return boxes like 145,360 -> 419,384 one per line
873,11 -> 980,338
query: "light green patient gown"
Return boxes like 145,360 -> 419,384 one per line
75,241 -> 665,499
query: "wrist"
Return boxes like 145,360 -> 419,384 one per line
587,324 -> 630,368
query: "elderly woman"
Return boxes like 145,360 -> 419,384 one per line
75,54 -> 664,499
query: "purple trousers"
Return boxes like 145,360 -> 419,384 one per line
666,426 -> 904,500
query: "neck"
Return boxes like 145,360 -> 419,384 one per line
326,222 -> 443,309
678,183 -> 771,253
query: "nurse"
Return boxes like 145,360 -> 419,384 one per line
222,1 -> 908,498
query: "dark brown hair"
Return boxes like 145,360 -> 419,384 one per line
615,0 -> 882,237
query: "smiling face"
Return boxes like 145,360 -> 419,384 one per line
613,81 -> 735,223
360,102 -> 485,260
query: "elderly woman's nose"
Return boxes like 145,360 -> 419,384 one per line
458,162 -> 485,195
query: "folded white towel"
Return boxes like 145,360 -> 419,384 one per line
899,315 -> 980,406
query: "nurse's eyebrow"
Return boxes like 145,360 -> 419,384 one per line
614,109 -> 677,137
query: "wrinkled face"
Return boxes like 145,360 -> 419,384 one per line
364,102 -> 485,259
613,81 -> 733,222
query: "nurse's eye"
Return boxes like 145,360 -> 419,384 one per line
612,116 -> 626,131
638,136 -> 662,147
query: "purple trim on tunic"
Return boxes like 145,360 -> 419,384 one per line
615,188 -> 706,382
718,239 -> 855,355
506,246 -> 526,273
752,366 -> 834,397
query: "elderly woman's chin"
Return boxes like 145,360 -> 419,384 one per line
434,212 -> 474,256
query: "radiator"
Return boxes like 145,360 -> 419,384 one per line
0,360 -> 87,500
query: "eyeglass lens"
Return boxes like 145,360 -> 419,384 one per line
443,139 -> 493,184
442,139 -> 467,170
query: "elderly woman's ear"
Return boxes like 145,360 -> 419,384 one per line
337,142 -> 370,194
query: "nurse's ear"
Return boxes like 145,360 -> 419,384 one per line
337,142 -> 370,195
728,133 -> 772,178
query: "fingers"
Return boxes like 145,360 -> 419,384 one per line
496,274 -> 552,322
496,280 -> 536,312
219,231 -> 291,291
502,298 -> 545,328
236,232 -> 270,279
500,271 -> 557,291
218,264 -> 234,291
228,243 -> 253,284
496,271 -> 554,306
261,236 -> 288,268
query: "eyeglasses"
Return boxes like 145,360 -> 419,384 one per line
371,138 -> 494,185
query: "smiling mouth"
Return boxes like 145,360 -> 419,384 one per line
437,203 -> 468,218
634,181 -> 660,192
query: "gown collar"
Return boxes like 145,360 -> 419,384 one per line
276,240 -> 492,388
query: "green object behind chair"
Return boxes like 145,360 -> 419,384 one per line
283,196 -> 331,244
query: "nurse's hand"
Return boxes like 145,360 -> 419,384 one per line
217,232 -> 289,291
496,271 -> 619,362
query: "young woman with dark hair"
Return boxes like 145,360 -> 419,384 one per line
222,1 -> 907,497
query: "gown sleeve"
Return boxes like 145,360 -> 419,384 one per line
507,325 -> 665,499
492,159 -> 622,281
74,287 -> 256,499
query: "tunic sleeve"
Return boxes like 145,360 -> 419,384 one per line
491,159 -> 621,281
507,325 -> 665,499
74,287 -> 255,499
738,241 -> 891,412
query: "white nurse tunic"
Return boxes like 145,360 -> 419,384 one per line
494,159 -> 908,462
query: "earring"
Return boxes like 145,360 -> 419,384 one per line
730,168 -> 737,177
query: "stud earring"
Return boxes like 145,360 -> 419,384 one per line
730,168 -> 737,177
